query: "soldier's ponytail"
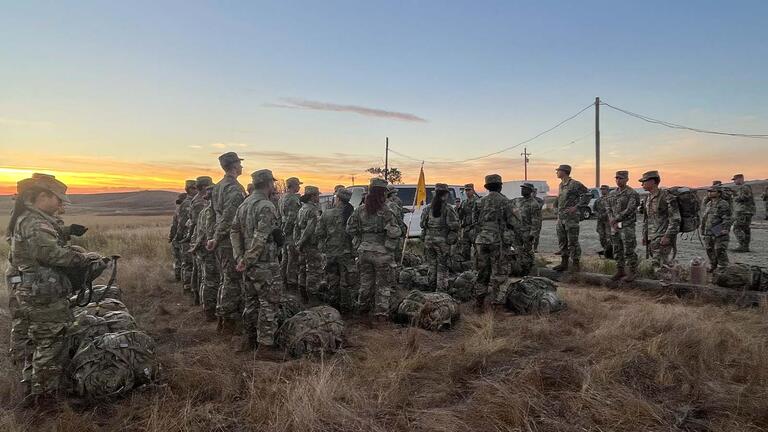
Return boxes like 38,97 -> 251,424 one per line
432,190 -> 448,218
6,186 -> 45,236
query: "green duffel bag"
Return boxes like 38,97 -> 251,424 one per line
715,264 -> 767,291
501,276 -> 567,315
395,290 -> 460,331
276,306 -> 345,358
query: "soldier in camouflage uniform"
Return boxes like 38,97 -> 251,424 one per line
420,183 -> 460,291
186,176 -> 213,305
640,170 -> 681,280
346,178 -> 402,322
169,192 -> 187,281
473,174 -> 520,310
189,183 -> 219,321
608,171 -> 640,282
553,164 -> 590,272
279,177 -> 303,291
386,184 -> 408,264
512,183 -> 541,276
316,187 -> 357,313
231,169 -> 284,351
532,188 -> 544,252
730,174 -> 755,252
8,176 -> 103,401
594,185 -> 612,257
701,185 -> 732,272
457,183 -> 479,262
294,186 -> 323,301
762,189 -> 768,221
207,152 -> 246,333
174,180 -> 198,294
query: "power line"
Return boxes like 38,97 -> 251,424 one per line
600,101 -> 768,139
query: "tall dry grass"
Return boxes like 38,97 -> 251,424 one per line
1,215 -> 768,431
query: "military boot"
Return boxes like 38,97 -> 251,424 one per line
622,268 -> 636,283
611,267 -> 626,281
552,256 -> 569,272
569,259 -> 581,273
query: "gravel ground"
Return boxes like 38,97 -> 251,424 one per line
538,213 -> 768,267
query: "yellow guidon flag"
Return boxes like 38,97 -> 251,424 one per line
413,163 -> 427,208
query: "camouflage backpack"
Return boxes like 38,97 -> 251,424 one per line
402,251 -> 424,267
395,290 -> 460,331
500,277 -> 567,314
276,294 -> 303,328
448,270 -> 476,302
667,187 -> 700,234
69,311 -> 138,354
715,264 -> 768,291
276,305 -> 345,358
399,265 -> 431,290
69,284 -> 122,305
70,330 -> 159,400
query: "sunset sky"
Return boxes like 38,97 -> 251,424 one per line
2,1 -> 767,195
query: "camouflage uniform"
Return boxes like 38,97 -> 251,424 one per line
512,189 -> 541,275
316,189 -> 357,313
641,172 -> 681,278
386,186 -> 408,264
593,188 -> 612,255
533,194 -> 544,252
211,172 -> 246,322
762,189 -> 768,220
278,186 -> 302,288
473,175 -> 520,305
190,190 -> 218,319
731,177 -> 755,251
457,186 -> 479,262
607,180 -> 640,274
10,180 -> 93,396
554,172 -> 590,267
701,190 -> 731,271
294,188 -> 323,298
420,185 -> 460,292
231,170 -> 283,347
187,177 -> 213,304
346,179 -> 402,318
169,193 -> 187,281
174,182 -> 196,292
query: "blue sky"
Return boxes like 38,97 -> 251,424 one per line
1,0 -> 767,191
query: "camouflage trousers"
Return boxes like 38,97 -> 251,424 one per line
172,241 -> 183,280
732,213 -> 753,248
425,239 -> 453,292
216,243 -> 242,321
516,236 -> 535,276
611,223 -> 638,271
8,290 -> 33,384
197,252 -> 220,316
281,239 -> 300,287
704,235 -> 729,270
457,228 -> 475,262
357,250 -> 395,317
556,218 -> 582,261
15,295 -> 73,395
298,246 -> 323,296
323,253 -> 358,314
180,241 -> 193,291
243,262 -> 283,346
648,236 -> 676,280
596,218 -> 612,253
533,222 -> 542,252
475,243 -> 509,304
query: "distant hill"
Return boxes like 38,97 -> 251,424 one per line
0,190 -> 179,216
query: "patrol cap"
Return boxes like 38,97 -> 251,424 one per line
639,170 -> 661,182
521,182 -> 534,190
195,176 -> 213,189
600,185 -> 610,190
435,183 -> 449,192
464,183 -> 474,190
335,187 -> 352,201
35,176 -> 71,204
333,184 -> 345,192
286,177 -> 303,187
17,173 -> 58,195
732,174 -> 744,180
218,152 -> 244,168
556,164 -> 572,174
708,185 -> 722,193
712,180 -> 722,186
304,185 -> 320,195
484,174 -> 502,185
369,178 -> 387,189
615,170 -> 629,179
251,169 -> 276,186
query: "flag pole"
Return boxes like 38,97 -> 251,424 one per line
400,161 -> 424,265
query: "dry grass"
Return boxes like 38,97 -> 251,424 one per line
2,216 -> 768,431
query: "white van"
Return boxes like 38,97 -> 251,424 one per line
347,184 -> 467,238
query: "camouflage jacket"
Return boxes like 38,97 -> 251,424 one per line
279,193 -> 301,242
386,199 -> 408,237
388,195 -> 406,217
169,208 -> 179,243
554,178 -> 590,222
762,189 -> 768,202
420,201 -> 460,243
732,184 -> 756,215
608,186 -> 640,225
594,196 -> 609,222
473,191 -> 520,245
174,194 -> 194,243
643,188 -> 681,241
185,192 -> 207,242
211,174 -> 246,244
458,194 -> 479,229
230,191 -> 280,266
316,205 -> 353,257
701,198 -> 732,237
294,202 -> 321,250
346,204 -> 402,254
190,202 -> 214,254
512,196 -> 542,240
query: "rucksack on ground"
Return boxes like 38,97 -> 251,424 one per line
715,264 -> 768,291
277,294 -> 303,328
399,265 -> 431,290
276,305 -> 345,358
395,290 -> 460,331
448,270 -> 476,302
499,276 -> 567,314
667,187 -> 700,234
70,330 -> 159,400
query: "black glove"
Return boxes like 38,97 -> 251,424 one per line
70,224 -> 88,237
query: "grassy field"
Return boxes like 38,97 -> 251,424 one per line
2,215 -> 768,431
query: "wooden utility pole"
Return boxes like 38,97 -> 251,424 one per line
384,137 -> 389,183
595,97 -> 601,188
521,147 -> 531,181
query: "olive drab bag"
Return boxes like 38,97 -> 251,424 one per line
395,290 -> 460,331
715,264 -> 768,291
500,276 -> 567,314
276,305 -> 345,358
448,270 -> 477,302
667,187 -> 700,234
70,330 -> 159,400
399,265 -> 431,290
